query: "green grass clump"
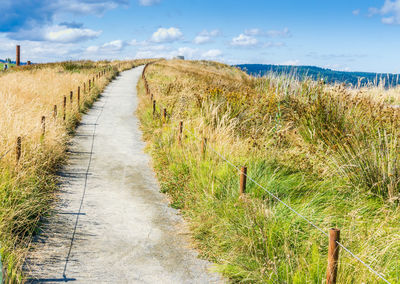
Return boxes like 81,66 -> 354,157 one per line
137,60 -> 400,283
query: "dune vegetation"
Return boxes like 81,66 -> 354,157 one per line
0,59 -> 151,282
138,59 -> 400,283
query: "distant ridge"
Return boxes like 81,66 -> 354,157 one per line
235,64 -> 400,87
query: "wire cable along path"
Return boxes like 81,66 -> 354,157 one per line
23,66 -> 223,283
143,63 -> 391,284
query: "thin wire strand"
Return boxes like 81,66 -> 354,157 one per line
144,86 -> 390,283
183,126 -> 390,284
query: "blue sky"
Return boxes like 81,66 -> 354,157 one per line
1,0 -> 400,73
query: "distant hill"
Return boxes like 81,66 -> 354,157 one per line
235,64 -> 400,87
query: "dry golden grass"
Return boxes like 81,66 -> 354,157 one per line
0,59 -> 152,282
139,59 -> 400,283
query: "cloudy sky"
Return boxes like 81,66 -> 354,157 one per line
1,0 -> 400,73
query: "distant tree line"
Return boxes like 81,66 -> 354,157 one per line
235,64 -> 400,88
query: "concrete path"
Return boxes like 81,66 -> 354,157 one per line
24,67 -> 222,283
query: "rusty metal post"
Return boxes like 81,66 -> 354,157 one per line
53,105 -> 57,120
153,100 -> 156,116
41,116 -> 46,136
16,136 -> 21,163
239,166 -> 247,196
16,45 -> 20,66
201,137 -> 207,158
63,96 -> 66,121
327,228 -> 340,284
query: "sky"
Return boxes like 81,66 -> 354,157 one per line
1,0 -> 400,73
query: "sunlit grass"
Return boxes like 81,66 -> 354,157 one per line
138,59 -> 400,283
0,59 -> 152,282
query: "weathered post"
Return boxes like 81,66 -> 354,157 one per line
89,79 -> 91,91
41,116 -> 46,136
239,166 -> 247,196
16,45 -> 20,66
201,137 -> 207,158
178,121 -> 183,145
163,108 -> 167,121
16,136 -> 21,163
77,86 -> 81,109
63,96 -> 66,121
84,82 -> 86,93
327,228 -> 340,284
27,61 -> 31,65
53,105 -> 57,119
153,100 -> 156,116
70,91 -> 73,112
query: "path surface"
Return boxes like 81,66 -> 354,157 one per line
24,67 -> 222,283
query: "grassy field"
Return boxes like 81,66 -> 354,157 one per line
0,59 -> 152,282
138,59 -> 400,283
0,63 -> 15,70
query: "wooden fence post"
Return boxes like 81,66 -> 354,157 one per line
153,100 -> 156,116
89,79 -> 91,91
84,82 -> 86,93
77,86 -> 81,110
201,137 -> 207,158
63,96 -> 66,121
53,105 -> 57,120
239,166 -> 247,196
16,137 -> 21,163
163,108 -> 167,121
178,121 -> 183,145
70,91 -> 73,108
41,116 -> 46,136
327,228 -> 340,284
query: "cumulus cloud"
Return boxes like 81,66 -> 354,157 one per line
352,9 -> 360,16
139,0 -> 161,6
369,0 -> 400,24
202,49 -> 222,58
86,40 -> 126,53
193,29 -> 220,44
7,24 -> 102,43
45,26 -> 102,43
151,27 -> 183,42
231,34 -> 258,46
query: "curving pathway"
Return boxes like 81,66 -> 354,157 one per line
24,66 -> 223,284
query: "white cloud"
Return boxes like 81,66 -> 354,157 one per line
151,27 -> 183,43
352,9 -> 360,16
370,0 -> 400,24
193,29 -> 220,44
86,39 -> 125,54
231,34 -> 258,46
45,26 -> 102,43
202,49 -> 222,58
139,0 -> 161,6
